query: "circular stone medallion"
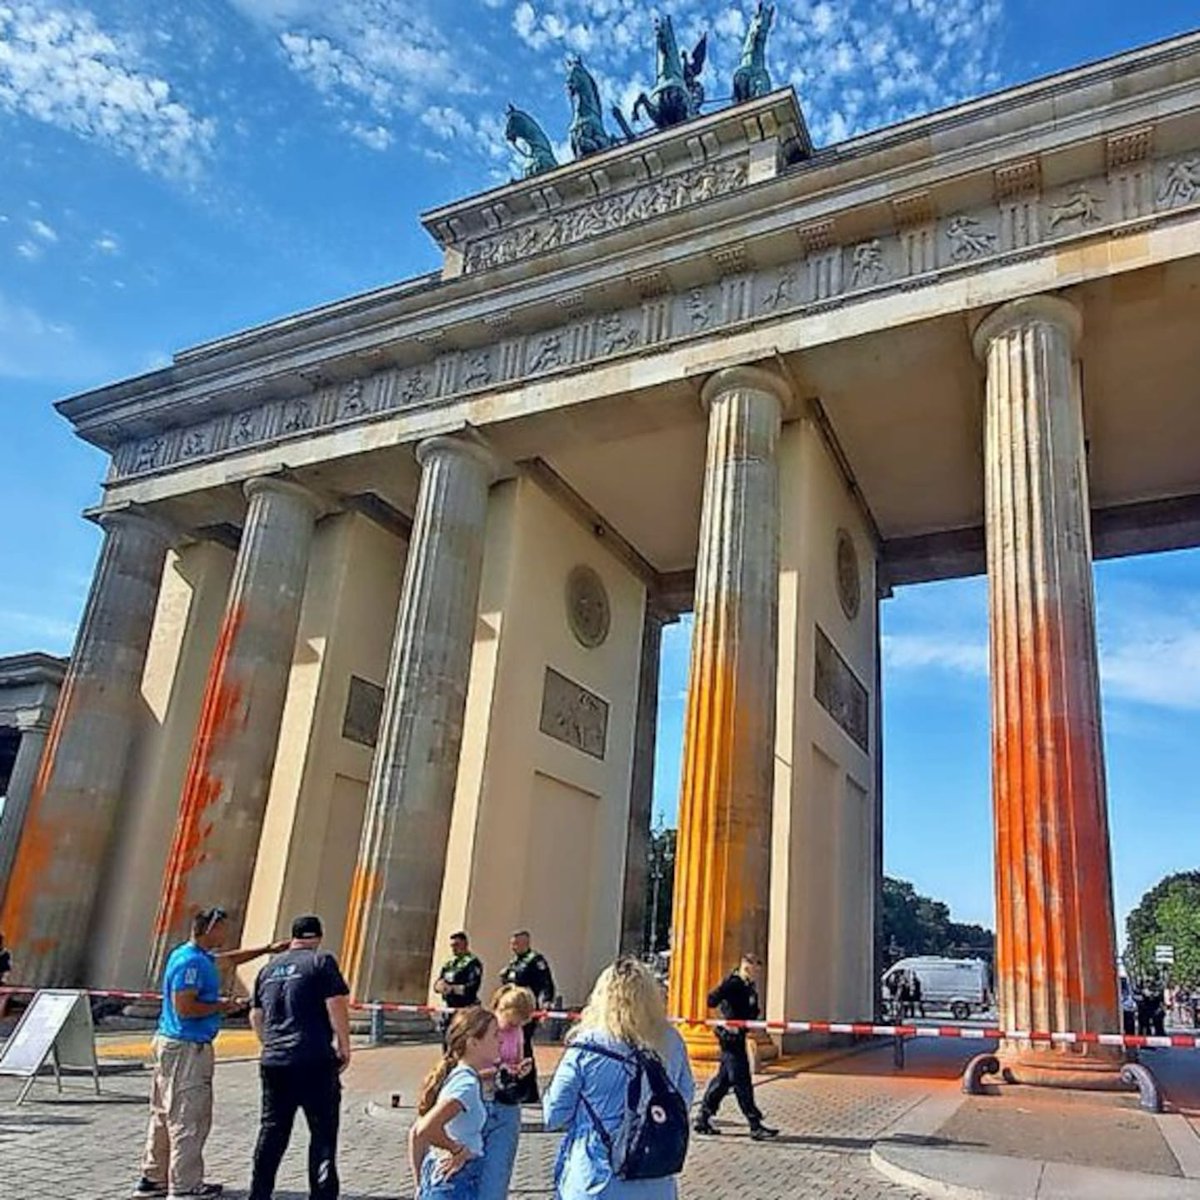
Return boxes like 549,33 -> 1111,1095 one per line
566,564 -> 611,648
836,530 -> 861,621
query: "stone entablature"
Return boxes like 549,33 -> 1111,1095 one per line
110,149 -> 1200,485
56,32 -> 1200,493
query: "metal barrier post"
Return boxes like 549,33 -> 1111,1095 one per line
369,1004 -> 385,1046
893,1033 -> 905,1070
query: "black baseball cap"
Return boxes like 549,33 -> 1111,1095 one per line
291,914 -> 323,939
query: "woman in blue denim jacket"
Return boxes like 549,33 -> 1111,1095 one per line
544,958 -> 694,1199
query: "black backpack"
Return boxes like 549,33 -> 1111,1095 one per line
576,1041 -> 690,1180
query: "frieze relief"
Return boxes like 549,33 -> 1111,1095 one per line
116,150 -> 1200,482
462,158 -> 750,274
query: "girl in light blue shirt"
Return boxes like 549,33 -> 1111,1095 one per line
544,959 -> 695,1199
410,1008 -> 500,1199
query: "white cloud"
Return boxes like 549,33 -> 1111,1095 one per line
93,233 -> 119,254
15,239 -> 40,259
884,578 -> 1200,713
29,216 -> 56,242
0,2 -> 216,180
345,120 -> 392,150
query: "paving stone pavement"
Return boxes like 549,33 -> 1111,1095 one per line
0,1042 -> 930,1200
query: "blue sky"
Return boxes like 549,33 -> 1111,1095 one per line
2,0 -> 1199,937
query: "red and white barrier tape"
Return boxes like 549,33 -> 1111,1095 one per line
4,987 -> 1198,1051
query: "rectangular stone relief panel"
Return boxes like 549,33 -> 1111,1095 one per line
342,675 -> 385,749
813,626 -> 869,753
539,666 -> 608,760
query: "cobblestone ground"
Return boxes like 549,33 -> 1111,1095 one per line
1,1042 -> 930,1200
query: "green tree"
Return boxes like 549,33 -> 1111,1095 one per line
882,876 -> 994,962
1125,871 -> 1200,987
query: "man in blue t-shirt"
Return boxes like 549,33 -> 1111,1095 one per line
247,914 -> 351,1200
133,907 -> 284,1199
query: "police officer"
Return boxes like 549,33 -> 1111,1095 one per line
433,931 -> 483,1038
694,952 -> 779,1140
499,931 -> 555,1098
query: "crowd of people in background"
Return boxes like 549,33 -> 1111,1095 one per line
120,908 -> 778,1200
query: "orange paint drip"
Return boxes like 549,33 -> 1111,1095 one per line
341,863 -> 379,994
153,602 -> 247,943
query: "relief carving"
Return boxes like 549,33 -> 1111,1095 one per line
1048,185 -> 1102,232
231,412 -> 258,446
338,380 -> 365,418
850,239 -> 886,287
539,666 -> 609,760
400,370 -> 431,403
1159,158 -> 1200,207
179,428 -> 210,459
597,313 -> 639,355
282,399 -> 313,433
528,334 -> 566,373
687,288 -> 714,329
946,214 -> 997,261
813,625 -> 869,753
463,159 -> 748,273
760,269 -> 796,312
462,351 -> 494,388
134,437 -> 165,473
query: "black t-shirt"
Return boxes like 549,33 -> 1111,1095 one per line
0,947 -> 11,980
253,948 -> 349,1066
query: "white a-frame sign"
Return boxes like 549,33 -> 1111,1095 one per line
0,989 -> 101,1105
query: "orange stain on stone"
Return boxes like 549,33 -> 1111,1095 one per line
0,669 -> 77,953
154,602 -> 247,941
341,863 -> 379,995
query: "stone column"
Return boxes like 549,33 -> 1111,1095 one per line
344,435 -> 497,1002
975,295 -> 1122,1086
0,510 -> 170,985
667,365 -> 788,1058
0,722 -> 50,907
151,477 -> 318,968
620,605 -> 671,955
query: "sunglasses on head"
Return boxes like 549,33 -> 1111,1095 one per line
203,907 -> 227,934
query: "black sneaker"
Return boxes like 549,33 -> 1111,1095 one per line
693,1117 -> 720,1135
750,1123 -> 779,1141
167,1186 -> 223,1198
131,1181 -> 167,1198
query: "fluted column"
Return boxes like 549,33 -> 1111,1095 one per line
620,605 -> 671,954
668,365 -> 788,1058
0,510 -> 170,984
152,477 -> 318,968
976,295 -> 1121,1086
0,722 -> 50,906
344,435 -> 497,1002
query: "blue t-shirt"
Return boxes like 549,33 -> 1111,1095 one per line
158,942 -> 222,1044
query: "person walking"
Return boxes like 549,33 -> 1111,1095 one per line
693,953 -> 778,1140
409,1008 -> 500,1200
499,931 -> 555,1097
0,929 -> 11,1020
434,932 -> 483,1041
477,985 -> 536,1200
543,956 -> 694,1198
133,907 -> 284,1199
247,914 -> 352,1200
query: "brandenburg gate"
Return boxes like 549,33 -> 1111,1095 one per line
4,24 -> 1200,1085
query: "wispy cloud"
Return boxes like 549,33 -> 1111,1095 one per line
0,2 -> 216,180
884,576 -> 1200,713
0,289 -> 108,382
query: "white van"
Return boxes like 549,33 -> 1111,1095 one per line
881,956 -> 992,1020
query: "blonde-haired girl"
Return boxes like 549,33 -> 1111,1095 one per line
477,985 -> 536,1200
409,1007 -> 499,1199
544,958 -> 694,1198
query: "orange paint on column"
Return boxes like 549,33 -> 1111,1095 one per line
153,601 -> 246,947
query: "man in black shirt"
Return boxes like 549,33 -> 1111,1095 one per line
0,930 -> 11,1019
433,931 -> 482,1038
694,953 -> 779,1140
248,914 -> 351,1200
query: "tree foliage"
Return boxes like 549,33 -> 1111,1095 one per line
1125,871 -> 1200,986
882,876 -> 994,962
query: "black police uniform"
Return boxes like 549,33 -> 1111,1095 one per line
698,970 -> 766,1129
499,949 -> 556,1102
436,951 -> 483,1039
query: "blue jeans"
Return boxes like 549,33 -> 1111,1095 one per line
420,1150 -> 483,1199
477,1100 -> 520,1200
